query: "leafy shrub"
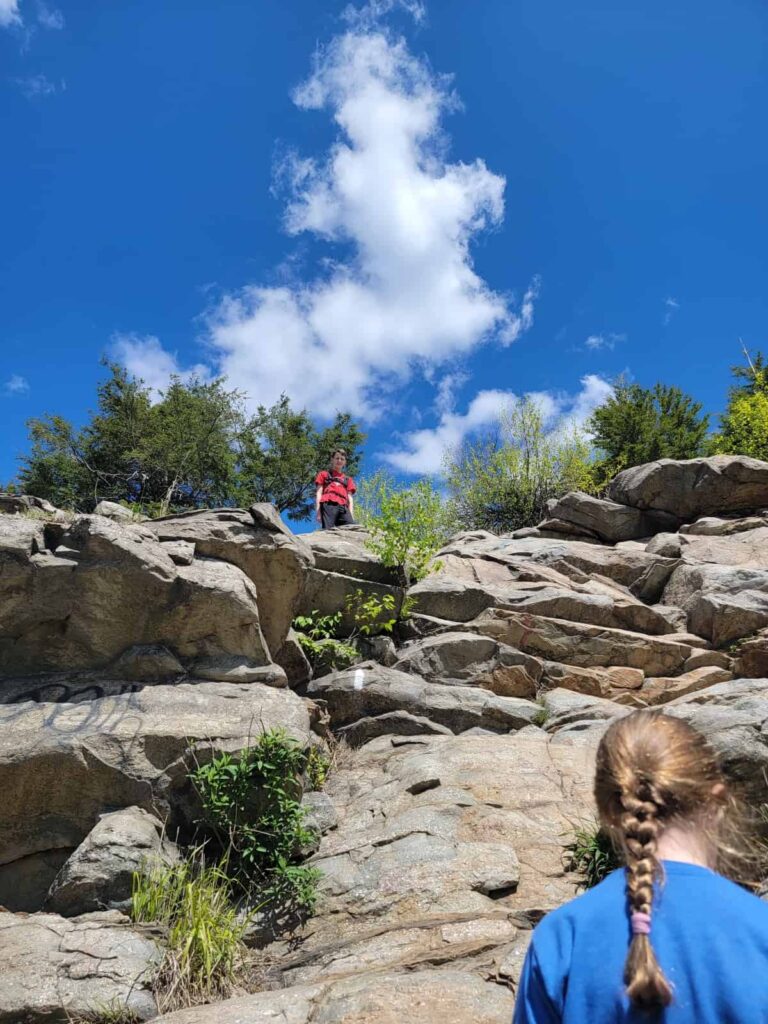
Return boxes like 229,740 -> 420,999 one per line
292,610 -> 359,673
564,822 -> 621,890
190,729 -> 322,915
305,746 -> 331,791
362,478 -> 447,587
132,853 -> 250,1013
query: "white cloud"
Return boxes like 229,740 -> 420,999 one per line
14,73 -> 61,98
37,2 -> 63,29
383,374 -> 613,474
343,0 -> 426,27
0,0 -> 21,27
3,374 -> 30,395
111,335 -> 210,399
584,331 -> 625,352
137,23 -> 535,418
663,296 -> 679,326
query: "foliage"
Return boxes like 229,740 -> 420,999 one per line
588,380 -> 709,484
190,729 -> 321,915
305,746 -> 331,791
67,1002 -> 142,1024
234,395 -> 365,519
292,610 -> 359,673
564,822 -> 621,890
16,366 -> 364,517
444,397 -> 596,534
131,853 -> 250,1013
362,477 -> 448,587
710,349 -> 768,461
345,588 -> 397,636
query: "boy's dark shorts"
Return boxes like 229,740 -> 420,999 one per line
320,502 -> 354,529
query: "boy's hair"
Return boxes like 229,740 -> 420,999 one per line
330,448 -> 347,460
595,711 -> 751,1011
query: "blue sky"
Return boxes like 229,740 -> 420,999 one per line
2,0 -> 767,497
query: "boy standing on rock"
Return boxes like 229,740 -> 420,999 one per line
315,449 -> 356,529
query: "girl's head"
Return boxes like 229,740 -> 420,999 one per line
594,711 -> 742,1010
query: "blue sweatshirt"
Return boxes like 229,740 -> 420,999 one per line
513,861 -> 768,1023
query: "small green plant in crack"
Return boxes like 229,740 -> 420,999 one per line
191,728 -> 322,915
292,609 -> 359,673
531,696 -> 551,728
305,745 -> 331,791
564,821 -> 621,890
67,999 -> 142,1023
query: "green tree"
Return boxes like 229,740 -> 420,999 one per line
588,380 -> 709,483
234,396 -> 365,520
710,349 -> 768,460
443,397 -> 596,534
17,366 -> 365,517
359,474 -> 450,587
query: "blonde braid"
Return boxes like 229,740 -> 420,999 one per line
620,779 -> 673,1007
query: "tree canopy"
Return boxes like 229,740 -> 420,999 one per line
709,349 -> 768,461
587,380 -> 709,483
17,365 -> 365,519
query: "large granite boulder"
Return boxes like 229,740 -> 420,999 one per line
544,491 -> 679,543
394,632 -> 542,698
151,971 -> 514,1024
662,563 -> 768,645
0,909 -> 159,1022
257,730 -> 594,990
148,504 -> 313,660
307,663 -> 540,735
0,512 -> 272,678
608,455 -> 768,519
302,525 -> 398,584
45,806 -> 179,917
0,681 -> 311,911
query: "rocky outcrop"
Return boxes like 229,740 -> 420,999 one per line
393,633 -> 541,698
0,681 -> 311,910
544,490 -> 679,543
0,909 -> 159,1023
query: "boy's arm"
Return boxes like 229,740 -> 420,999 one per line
348,494 -> 354,517
315,485 -> 324,522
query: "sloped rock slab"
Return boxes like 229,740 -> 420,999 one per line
258,732 -> 593,988
151,970 -> 513,1024
308,664 -> 539,735
0,909 -> 159,1023
302,526 -> 398,584
545,490 -> 679,543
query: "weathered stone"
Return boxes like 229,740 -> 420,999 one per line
676,526 -> 768,569
394,633 -> 541,699
160,539 -> 195,565
534,516 -> 600,540
308,664 -> 540,735
0,909 -> 158,1023
681,514 -> 768,536
684,649 -> 733,672
733,629 -> 768,678
663,563 -> 768,645
190,654 -> 287,686
302,526 -> 398,584
0,682 -> 311,903
0,492 -> 58,516
93,499 -> 135,521
45,807 -> 178,917
608,455 -> 768,519
110,643 -> 185,681
357,635 -> 398,667
545,491 -> 679,543
275,627 -> 313,687
151,971 -> 513,1024
625,666 -> 734,707
469,608 -> 691,676
300,568 -> 403,634
539,661 -> 644,698
337,710 -> 453,745
0,513 -> 272,677
301,792 -> 338,836
646,532 -> 682,558
541,687 -> 627,732
148,506 -> 313,659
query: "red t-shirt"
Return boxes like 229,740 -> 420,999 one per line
315,470 -> 356,506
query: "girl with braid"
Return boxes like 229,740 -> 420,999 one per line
513,711 -> 768,1022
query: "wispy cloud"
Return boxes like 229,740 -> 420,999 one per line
122,16 -> 537,419
584,331 -> 625,352
663,296 -> 679,326
14,73 -> 63,98
3,374 -> 30,395
36,2 -> 63,29
382,374 -> 613,474
343,0 -> 426,28
0,0 -> 21,28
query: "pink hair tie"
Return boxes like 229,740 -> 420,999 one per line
631,911 -> 652,936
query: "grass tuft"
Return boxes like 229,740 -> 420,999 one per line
564,821 -> 621,890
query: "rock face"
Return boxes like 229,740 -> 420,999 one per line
608,455 -> 768,519
45,806 -> 179,917
0,682 -> 311,910
0,909 -> 159,1023
6,457 -> 768,1022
